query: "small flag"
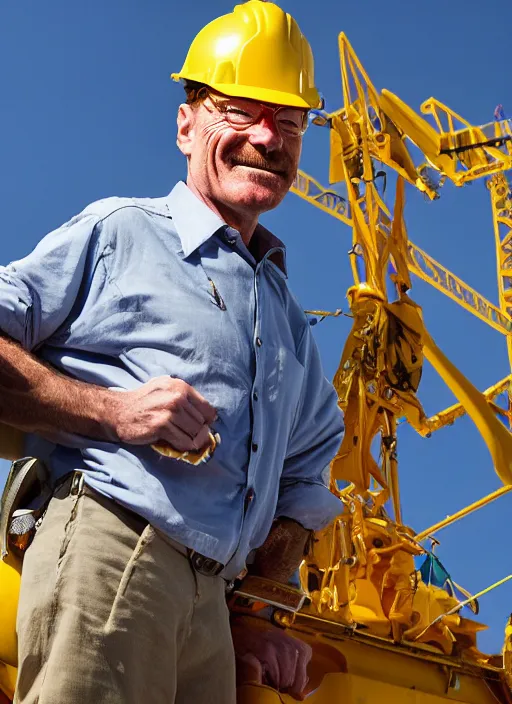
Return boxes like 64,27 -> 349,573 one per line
494,104 -> 506,121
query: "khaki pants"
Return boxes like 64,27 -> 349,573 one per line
15,475 -> 236,704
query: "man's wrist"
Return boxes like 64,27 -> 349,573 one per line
36,378 -> 121,443
252,517 -> 312,583
94,388 -> 122,442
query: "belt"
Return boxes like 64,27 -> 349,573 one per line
188,551 -> 224,577
65,472 -> 225,578
160,535 -> 224,577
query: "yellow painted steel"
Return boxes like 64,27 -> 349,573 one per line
438,116 -> 512,161
238,619 -> 511,703
332,35 -> 438,200
379,93 -> 512,185
171,1 -> 321,109
292,169 -> 512,336
290,170 -> 351,227
239,674 -> 505,704
280,27 -> 512,704
426,375 -> 511,433
414,575 -> 512,643
423,330 -> 512,485
504,615 -> 512,691
0,554 -> 21,669
422,99 -> 512,183
406,241 -> 512,336
416,484 -> 512,542
489,173 -> 512,369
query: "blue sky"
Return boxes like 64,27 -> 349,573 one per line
0,0 -> 510,653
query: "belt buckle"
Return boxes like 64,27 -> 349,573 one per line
70,472 -> 84,496
189,550 -> 224,576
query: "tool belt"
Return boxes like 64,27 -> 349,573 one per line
0,457 -> 52,561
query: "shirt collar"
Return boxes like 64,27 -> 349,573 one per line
166,181 -> 226,258
250,224 -> 287,277
165,181 -> 287,276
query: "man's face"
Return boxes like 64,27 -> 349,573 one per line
177,91 -> 305,219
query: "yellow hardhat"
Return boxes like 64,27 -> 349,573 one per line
171,0 -> 321,109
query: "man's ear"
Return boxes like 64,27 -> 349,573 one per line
177,104 -> 196,157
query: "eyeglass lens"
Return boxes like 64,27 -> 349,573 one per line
209,93 -> 307,136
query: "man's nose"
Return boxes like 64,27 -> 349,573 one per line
247,114 -> 283,152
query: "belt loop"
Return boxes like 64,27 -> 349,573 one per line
70,472 -> 84,496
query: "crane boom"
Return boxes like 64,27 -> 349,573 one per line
292,169 -> 512,335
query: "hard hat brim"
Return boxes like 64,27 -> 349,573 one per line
171,73 -> 320,110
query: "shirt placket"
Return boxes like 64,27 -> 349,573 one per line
224,257 -> 266,572
221,242 -> 286,575
247,257 -> 265,496
246,248 -> 285,510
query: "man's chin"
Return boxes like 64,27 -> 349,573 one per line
227,174 -> 289,212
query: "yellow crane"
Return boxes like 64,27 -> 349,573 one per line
236,33 -> 512,704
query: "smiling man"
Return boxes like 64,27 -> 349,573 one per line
176,85 -> 304,236
0,2 -> 343,703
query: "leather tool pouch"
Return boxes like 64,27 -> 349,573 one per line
0,457 -> 52,560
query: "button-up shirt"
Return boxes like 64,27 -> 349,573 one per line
0,181 -> 343,579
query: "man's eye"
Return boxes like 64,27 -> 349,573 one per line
279,110 -> 305,126
225,107 -> 252,118
279,119 -> 300,128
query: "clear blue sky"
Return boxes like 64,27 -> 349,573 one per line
0,0 -> 510,653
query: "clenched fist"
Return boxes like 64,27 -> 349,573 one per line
109,376 -> 217,452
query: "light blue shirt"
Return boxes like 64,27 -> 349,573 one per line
0,181 -> 343,579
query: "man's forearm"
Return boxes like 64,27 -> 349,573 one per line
251,517 -> 312,583
0,334 -> 116,441
0,334 -> 218,451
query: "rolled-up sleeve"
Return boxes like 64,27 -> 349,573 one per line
0,211 -> 101,350
276,323 -> 344,530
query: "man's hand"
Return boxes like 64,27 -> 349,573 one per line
231,616 -> 312,701
110,376 -> 217,451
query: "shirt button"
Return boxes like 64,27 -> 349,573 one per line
253,390 -> 259,401
224,227 -> 238,246
246,488 -> 255,502
251,442 -> 259,453
256,337 -> 263,347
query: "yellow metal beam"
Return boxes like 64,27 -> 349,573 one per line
426,375 -> 511,433
292,170 -> 512,336
439,116 -> 512,158
421,98 -> 512,184
423,331 -> 512,486
489,173 -> 512,368
291,170 -> 351,227
407,242 -> 512,335
415,484 -> 512,542
413,574 -> 512,642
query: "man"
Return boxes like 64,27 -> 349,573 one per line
0,1 -> 343,702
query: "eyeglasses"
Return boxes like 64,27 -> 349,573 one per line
199,88 -> 309,138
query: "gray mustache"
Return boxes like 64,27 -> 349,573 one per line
231,158 -> 288,173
